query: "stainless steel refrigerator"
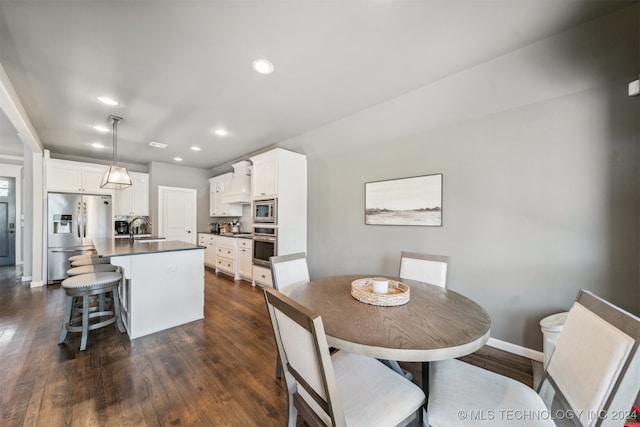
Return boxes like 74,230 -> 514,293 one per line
47,192 -> 112,283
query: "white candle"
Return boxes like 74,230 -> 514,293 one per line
372,277 -> 389,294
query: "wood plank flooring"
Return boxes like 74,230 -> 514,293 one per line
0,265 -> 533,426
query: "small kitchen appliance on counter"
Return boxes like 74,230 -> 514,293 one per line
218,221 -> 231,234
209,222 -> 220,234
115,220 -> 129,235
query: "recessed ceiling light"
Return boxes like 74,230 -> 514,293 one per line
190,146 -> 201,151
252,58 -> 274,75
174,157 -> 183,162
93,125 -> 110,133
96,96 -> 120,106
214,128 -> 228,137
91,142 -> 105,149
149,141 -> 168,149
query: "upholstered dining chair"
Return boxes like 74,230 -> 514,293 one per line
427,290 -> 640,427
263,287 -> 426,427
270,252 -> 310,295
399,251 -> 450,288
270,252 -> 311,378
382,252 -> 451,380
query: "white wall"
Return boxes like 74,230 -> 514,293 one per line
280,5 -> 639,349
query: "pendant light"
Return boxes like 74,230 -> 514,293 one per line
100,115 -> 132,189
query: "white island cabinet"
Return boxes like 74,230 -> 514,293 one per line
93,238 -> 204,340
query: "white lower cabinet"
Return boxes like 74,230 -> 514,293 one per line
215,236 -> 236,278
212,236 -> 254,282
198,233 -> 216,268
252,265 -> 273,288
237,239 -> 253,281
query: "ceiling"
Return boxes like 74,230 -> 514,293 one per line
0,0 -> 633,170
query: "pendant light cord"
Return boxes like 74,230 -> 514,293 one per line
109,115 -> 123,166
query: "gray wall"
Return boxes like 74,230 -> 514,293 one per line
280,5 -> 639,350
148,161 -> 212,234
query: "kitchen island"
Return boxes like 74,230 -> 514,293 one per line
93,238 -> 205,339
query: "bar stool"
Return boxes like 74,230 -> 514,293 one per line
70,255 -> 111,267
67,264 -> 118,276
68,253 -> 97,262
58,272 -> 126,351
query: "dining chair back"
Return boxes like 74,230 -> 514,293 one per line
263,287 -> 425,427
399,251 -> 449,288
270,252 -> 311,379
270,252 -> 310,295
427,289 -> 640,427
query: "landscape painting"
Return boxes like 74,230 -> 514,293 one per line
365,174 -> 442,226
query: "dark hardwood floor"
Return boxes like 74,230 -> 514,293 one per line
0,265 -> 533,426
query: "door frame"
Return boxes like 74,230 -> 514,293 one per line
157,186 -> 197,244
0,164 -> 22,266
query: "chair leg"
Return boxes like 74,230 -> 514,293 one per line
380,359 -> 413,380
58,295 -> 73,344
80,294 -> 89,351
111,287 -> 126,333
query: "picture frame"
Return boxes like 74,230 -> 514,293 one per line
365,173 -> 442,226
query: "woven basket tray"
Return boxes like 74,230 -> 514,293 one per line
351,278 -> 410,306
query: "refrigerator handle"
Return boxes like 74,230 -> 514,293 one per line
83,202 -> 87,238
76,202 -> 82,238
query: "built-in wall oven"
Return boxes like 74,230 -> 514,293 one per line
253,225 -> 277,267
254,198 -> 277,224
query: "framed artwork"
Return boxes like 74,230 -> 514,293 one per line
365,173 -> 442,226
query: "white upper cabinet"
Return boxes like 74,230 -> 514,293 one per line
209,173 -> 242,217
250,152 -> 278,199
45,158 -> 113,195
114,172 -> 149,216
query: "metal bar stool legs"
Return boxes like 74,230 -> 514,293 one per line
58,272 -> 125,351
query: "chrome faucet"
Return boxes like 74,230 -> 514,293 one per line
129,217 -> 152,241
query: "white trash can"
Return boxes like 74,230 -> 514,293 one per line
540,312 -> 568,369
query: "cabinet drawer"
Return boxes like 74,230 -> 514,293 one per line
253,265 -> 273,287
216,258 -> 234,272
215,246 -> 234,257
238,239 -> 253,249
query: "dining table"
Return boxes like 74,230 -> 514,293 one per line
288,274 -> 491,401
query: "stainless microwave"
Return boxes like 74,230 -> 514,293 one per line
254,198 -> 277,223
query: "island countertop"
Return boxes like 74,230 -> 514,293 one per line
93,237 -> 204,257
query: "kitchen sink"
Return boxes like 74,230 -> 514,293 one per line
133,236 -> 166,242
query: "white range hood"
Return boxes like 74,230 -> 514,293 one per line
223,160 -> 252,204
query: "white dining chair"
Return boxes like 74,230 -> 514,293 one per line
427,289 -> 640,427
399,251 -> 450,288
270,252 -> 311,378
383,252 -> 451,380
263,286 -> 426,427
270,252 -> 310,295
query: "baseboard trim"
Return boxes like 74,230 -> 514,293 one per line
487,337 -> 543,363
21,275 -> 32,282
29,280 -> 45,288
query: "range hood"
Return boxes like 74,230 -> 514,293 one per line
223,160 -> 252,204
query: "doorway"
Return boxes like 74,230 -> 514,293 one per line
0,177 -> 16,266
157,186 -> 197,244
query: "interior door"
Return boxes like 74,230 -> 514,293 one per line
158,186 -> 197,244
0,177 -> 16,266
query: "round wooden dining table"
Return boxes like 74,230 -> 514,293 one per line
288,275 -> 491,399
